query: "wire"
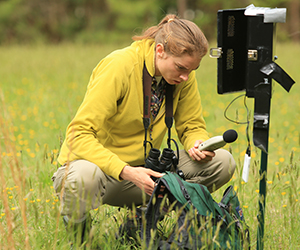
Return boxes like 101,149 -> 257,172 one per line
224,93 -> 251,154
224,94 -> 247,124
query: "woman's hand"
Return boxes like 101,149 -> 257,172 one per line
119,165 -> 164,196
188,140 -> 215,162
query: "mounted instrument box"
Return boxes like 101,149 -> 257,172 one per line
211,6 -> 288,97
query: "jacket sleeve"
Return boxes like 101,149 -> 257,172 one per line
174,71 -> 210,151
63,56 -> 130,181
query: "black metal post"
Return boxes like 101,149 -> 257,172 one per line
253,79 -> 271,250
257,150 -> 269,250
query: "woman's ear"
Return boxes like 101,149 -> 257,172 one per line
155,43 -> 165,58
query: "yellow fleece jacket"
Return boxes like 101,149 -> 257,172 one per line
57,39 -> 209,181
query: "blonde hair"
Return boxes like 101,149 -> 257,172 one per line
132,14 -> 209,58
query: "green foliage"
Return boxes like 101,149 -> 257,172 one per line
0,0 -> 161,44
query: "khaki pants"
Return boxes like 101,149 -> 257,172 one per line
52,149 -> 235,220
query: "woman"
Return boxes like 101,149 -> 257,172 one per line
52,14 -> 236,247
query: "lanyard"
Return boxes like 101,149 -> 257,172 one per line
142,62 -> 174,159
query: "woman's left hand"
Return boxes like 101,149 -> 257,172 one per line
188,140 -> 215,162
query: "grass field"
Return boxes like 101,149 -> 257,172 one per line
0,41 -> 299,249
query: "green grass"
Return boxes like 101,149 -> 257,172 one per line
0,41 -> 299,249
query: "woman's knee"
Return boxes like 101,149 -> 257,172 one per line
215,149 -> 236,182
53,160 -> 106,198
68,160 -> 106,194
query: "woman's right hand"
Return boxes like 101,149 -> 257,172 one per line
119,165 -> 164,196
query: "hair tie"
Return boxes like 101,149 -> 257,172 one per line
168,18 -> 174,23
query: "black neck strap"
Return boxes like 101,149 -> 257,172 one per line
143,62 -> 174,159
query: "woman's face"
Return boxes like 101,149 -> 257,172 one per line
155,43 -> 201,85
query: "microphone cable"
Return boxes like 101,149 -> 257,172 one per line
224,94 -> 251,161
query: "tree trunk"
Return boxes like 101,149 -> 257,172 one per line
177,0 -> 187,18
288,0 -> 300,42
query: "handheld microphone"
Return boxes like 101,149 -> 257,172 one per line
198,129 -> 238,151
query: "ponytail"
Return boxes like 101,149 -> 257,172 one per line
132,14 -> 208,58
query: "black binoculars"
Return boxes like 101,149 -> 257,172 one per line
145,148 -> 177,173
144,147 -> 185,180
